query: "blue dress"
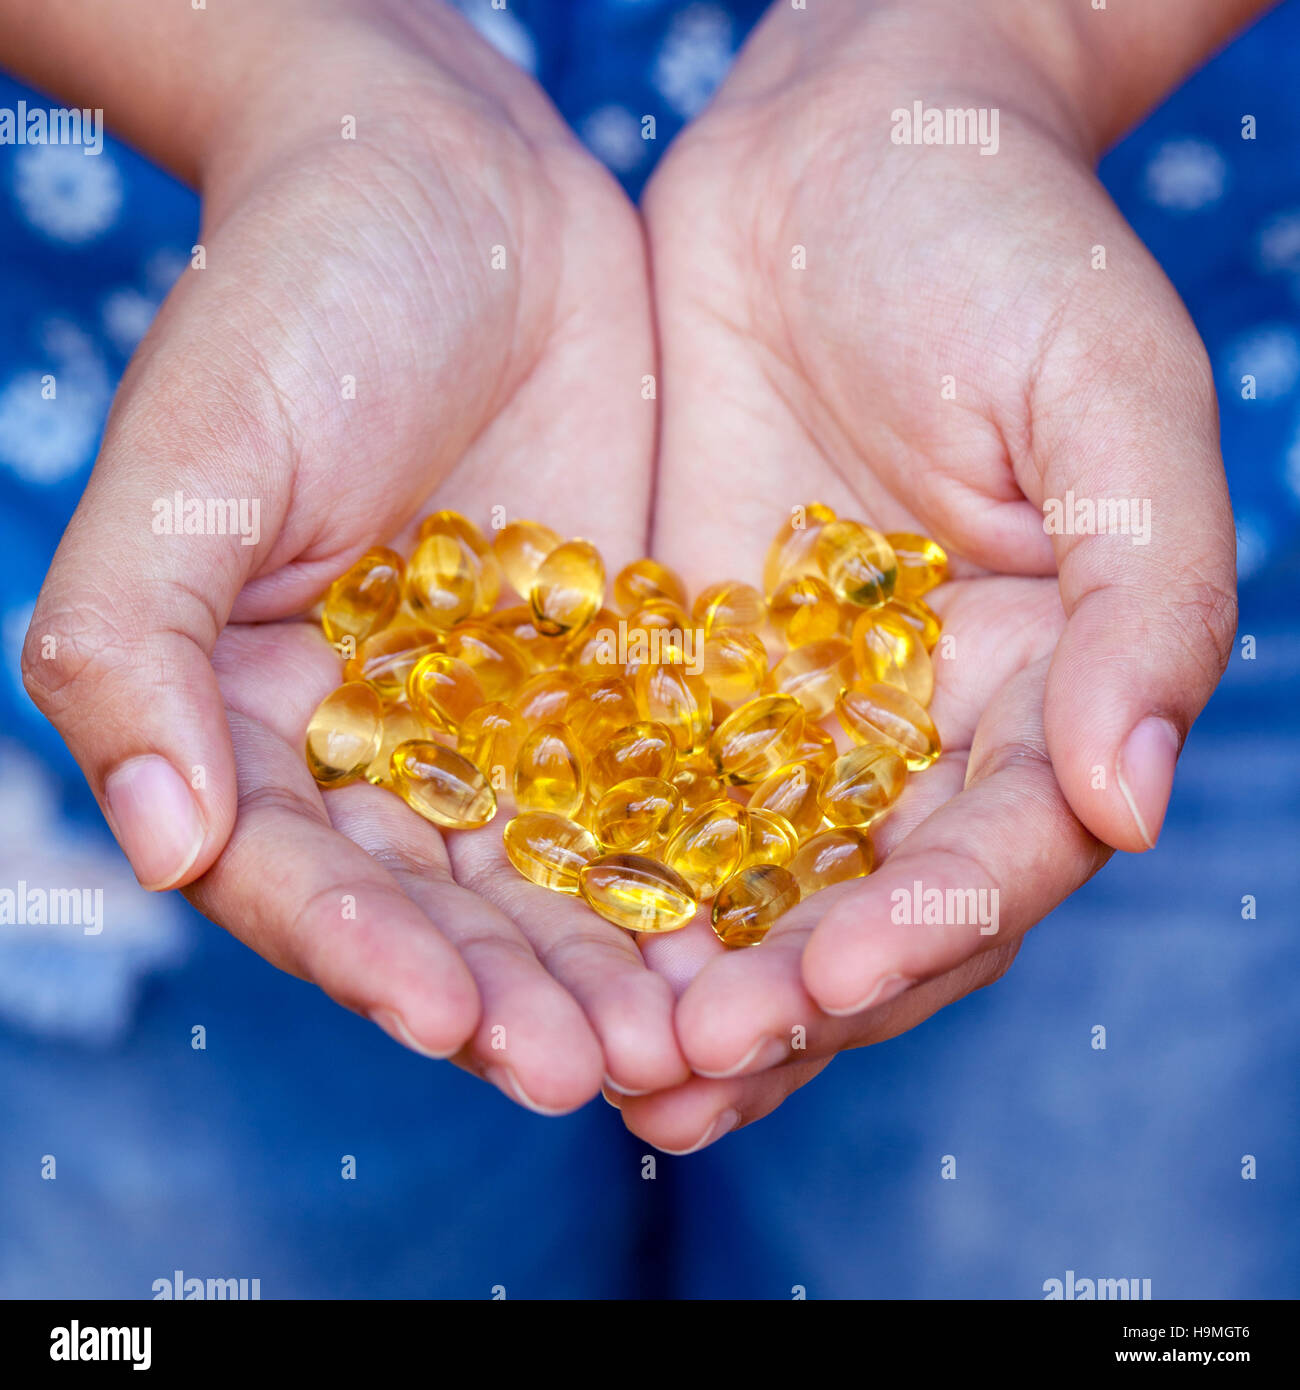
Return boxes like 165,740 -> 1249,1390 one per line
1,0 -> 1296,1297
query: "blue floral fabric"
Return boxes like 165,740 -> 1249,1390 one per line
0,0 -> 1296,1298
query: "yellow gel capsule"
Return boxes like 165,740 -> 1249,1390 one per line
793,724 -> 839,776
492,519 -> 560,600
664,799 -> 751,899
709,693 -> 806,785
503,811 -> 598,894
769,574 -> 841,647
406,652 -> 486,733
670,764 -> 727,815
491,605 -> 569,669
343,624 -> 442,701
815,520 -> 898,609
762,504 -> 836,598
530,538 -> 606,637
836,683 -> 941,770
787,827 -> 875,896
458,701 -> 527,786
512,669 -> 581,729
513,721 -> 588,816
748,761 -> 826,841
819,744 -> 908,828
578,853 -> 697,934
633,662 -> 712,753
566,675 -> 639,748
692,580 -> 766,634
625,598 -> 694,638
885,532 -> 948,599
443,620 -> 532,702
711,864 -> 801,948
592,777 -> 682,852
321,547 -> 404,646
405,532 -> 481,630
305,681 -> 384,786
564,607 -> 622,680
741,807 -> 801,869
390,738 -> 497,829
613,558 -> 687,615
882,596 -> 942,652
417,509 -> 501,609
771,638 -> 854,721
588,720 -> 677,799
850,609 -> 935,707
365,703 -> 432,785
701,626 -> 768,713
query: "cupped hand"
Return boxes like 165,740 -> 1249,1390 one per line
613,0 -> 1237,1150
22,2 -> 690,1110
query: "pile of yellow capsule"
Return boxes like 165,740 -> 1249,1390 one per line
304,505 -> 946,947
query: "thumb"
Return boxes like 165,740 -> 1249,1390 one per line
21,325 -> 281,890
1034,292 -> 1237,853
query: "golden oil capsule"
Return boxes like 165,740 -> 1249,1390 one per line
492,519 -> 560,600
564,607 -> 622,680
513,721 -> 588,817
882,596 -> 942,652
588,720 -> 677,799
741,806 -> 801,869
836,683 -> 940,770
442,620 -> 531,702
762,503 -> 837,598
418,509 -> 501,608
490,605 -> 569,668
503,811 -> 598,894
344,623 -> 442,701
566,675 -> 639,748
321,547 -> 404,646
788,827 -> 875,896
530,538 -> 605,637
711,864 -> 801,948
613,558 -> 687,614
768,574 -> 841,647
850,609 -> 935,707
692,580 -> 766,634
365,703 -> 432,785
390,738 -> 496,829
670,764 -> 727,815
815,520 -> 897,609
512,669 -> 580,728
405,532 -> 482,630
709,693 -> 806,785
305,681 -> 384,786
406,652 -> 486,733
664,799 -> 751,899
819,744 -> 908,828
626,598 -> 694,637
885,532 -> 948,599
748,760 -> 826,841
633,662 -> 712,754
793,723 -> 839,776
458,701 -> 527,786
771,638 -> 854,720
578,853 -> 698,934
592,777 -> 682,852
701,627 -> 768,711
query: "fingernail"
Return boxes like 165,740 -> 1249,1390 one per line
658,1108 -> 740,1157
369,1008 -> 456,1060
821,973 -> 915,1018
104,755 -> 205,890
1117,716 -> 1181,849
484,1066 -> 573,1117
603,1072 -> 651,1097
695,1035 -> 789,1079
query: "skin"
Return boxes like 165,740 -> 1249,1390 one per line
9,0 -> 1267,1144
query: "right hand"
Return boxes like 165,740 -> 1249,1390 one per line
22,2 -> 688,1110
